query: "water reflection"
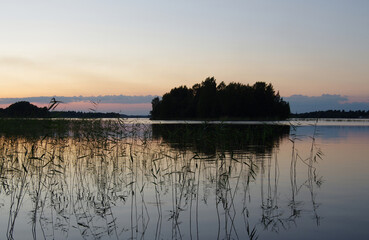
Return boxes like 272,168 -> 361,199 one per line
152,124 -> 290,154
0,121 -> 323,239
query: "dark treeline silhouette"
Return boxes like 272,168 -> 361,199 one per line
150,77 -> 290,120
0,101 -> 49,118
0,101 -> 121,118
291,110 -> 369,118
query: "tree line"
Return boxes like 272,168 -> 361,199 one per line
150,77 -> 291,120
0,101 -> 121,118
291,110 -> 369,118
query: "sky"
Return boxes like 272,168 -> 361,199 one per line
1,0 -> 369,114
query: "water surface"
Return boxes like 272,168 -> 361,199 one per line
0,119 -> 368,239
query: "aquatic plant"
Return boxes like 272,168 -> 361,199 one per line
0,119 -> 323,239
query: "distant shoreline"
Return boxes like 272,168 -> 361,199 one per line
290,110 -> 369,119
1,101 -> 368,119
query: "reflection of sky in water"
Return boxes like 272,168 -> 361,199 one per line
273,125 -> 369,239
0,122 -> 368,239
293,125 -> 369,142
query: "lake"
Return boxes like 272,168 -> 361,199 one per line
0,118 -> 368,239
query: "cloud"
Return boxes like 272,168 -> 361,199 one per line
0,57 -> 36,66
284,94 -> 369,113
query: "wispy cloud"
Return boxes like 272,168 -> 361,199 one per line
0,57 -> 36,66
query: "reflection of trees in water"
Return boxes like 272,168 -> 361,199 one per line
152,124 -> 290,155
0,122 -> 322,239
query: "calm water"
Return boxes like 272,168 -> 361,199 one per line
0,119 -> 368,239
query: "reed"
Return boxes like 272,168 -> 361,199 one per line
0,118 -> 323,239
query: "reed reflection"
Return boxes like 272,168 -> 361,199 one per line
0,121 -> 323,239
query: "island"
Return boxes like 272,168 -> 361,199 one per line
150,77 -> 291,120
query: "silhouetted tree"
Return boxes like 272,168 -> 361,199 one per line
150,77 -> 291,120
3,101 -> 49,118
195,77 -> 217,118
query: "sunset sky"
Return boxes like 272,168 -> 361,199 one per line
1,1 -> 369,114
